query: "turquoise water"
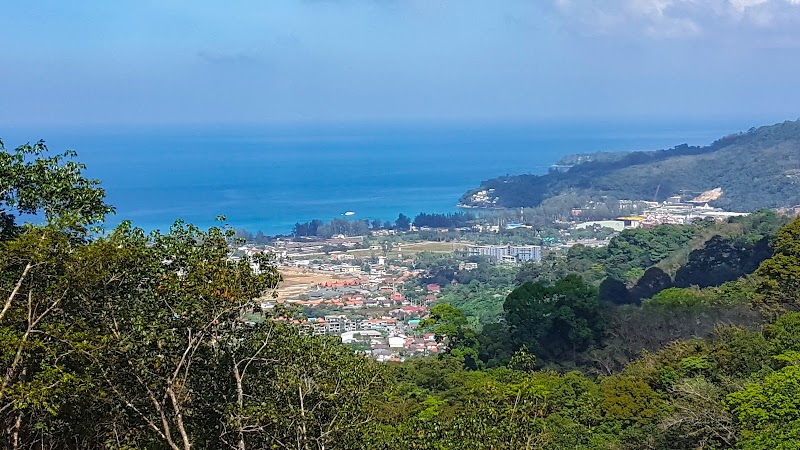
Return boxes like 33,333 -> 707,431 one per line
1,120 -> 756,235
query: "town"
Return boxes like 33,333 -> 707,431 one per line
231,188 -> 762,362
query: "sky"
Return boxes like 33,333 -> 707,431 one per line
2,0 -> 800,126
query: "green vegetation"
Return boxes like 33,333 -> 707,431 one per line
412,211 -> 476,228
0,140 -> 382,449
293,217 -> 371,238
505,275 -> 604,363
367,307 -> 800,449
518,211 -> 788,304
291,212 -> 477,240
755,217 -> 800,311
461,120 -> 800,211
413,252 -> 517,326
5,138 -> 800,449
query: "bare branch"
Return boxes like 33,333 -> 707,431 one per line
0,262 -> 33,323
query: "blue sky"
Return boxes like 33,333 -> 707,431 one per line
2,0 -> 800,126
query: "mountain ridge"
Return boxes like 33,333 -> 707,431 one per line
459,119 -> 800,211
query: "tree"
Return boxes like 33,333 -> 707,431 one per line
0,227 -> 101,448
477,323 -> 515,368
87,221 -> 282,449
0,140 -> 115,448
727,362 -> 800,449
254,230 -> 267,244
764,312 -> 800,354
661,377 -> 737,449
225,324 -> 383,450
422,304 -> 481,369
504,275 -> 604,362
599,277 -> 632,305
599,375 -> 666,425
516,252 -> 569,286
756,217 -> 800,311
0,139 -> 113,238
394,213 -> 410,231
675,235 -> 773,288
0,141 -> 386,449
1,214 -> 388,449
628,267 -> 673,304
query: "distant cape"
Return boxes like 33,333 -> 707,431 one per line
459,119 -> 800,212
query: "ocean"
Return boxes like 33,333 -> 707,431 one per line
1,120 -> 758,235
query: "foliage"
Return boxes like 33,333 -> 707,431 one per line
412,211 -> 476,229
0,217 -> 387,449
559,211 -> 786,303
395,213 -> 411,231
293,217 -> 370,238
0,139 -> 114,237
727,365 -> 800,449
461,120 -> 800,212
7,139 -> 800,448
763,312 -> 800,354
414,252 -> 516,326
504,275 -> 604,362
421,304 -> 481,369
596,225 -> 696,282
516,251 -> 569,286
756,216 -> 800,310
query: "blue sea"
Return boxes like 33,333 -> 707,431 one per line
1,120 -> 761,235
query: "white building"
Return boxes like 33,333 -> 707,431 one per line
341,330 -> 382,344
388,336 -> 406,348
467,245 -> 542,263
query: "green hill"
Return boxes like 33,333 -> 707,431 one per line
460,119 -> 800,211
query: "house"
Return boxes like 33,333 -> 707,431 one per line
615,216 -> 644,229
400,306 -> 426,316
364,298 -> 379,307
330,252 -> 355,261
334,264 -> 360,274
459,262 -> 478,271
361,318 -> 397,332
388,336 -> 406,348
341,330 -> 382,344
426,283 -> 441,294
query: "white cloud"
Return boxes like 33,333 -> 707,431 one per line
551,0 -> 800,39
729,0 -> 768,12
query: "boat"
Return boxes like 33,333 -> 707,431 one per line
344,211 -> 355,216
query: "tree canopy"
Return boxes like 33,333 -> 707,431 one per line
460,120 -> 800,212
504,275 -> 604,362
0,139 -> 113,237
6,138 -> 800,448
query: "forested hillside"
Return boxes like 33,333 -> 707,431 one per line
5,139 -> 800,449
460,120 -> 800,211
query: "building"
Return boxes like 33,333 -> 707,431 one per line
330,252 -> 355,261
388,336 -> 406,348
574,220 -> 626,232
467,245 -> 542,263
458,261 -> 479,271
334,264 -> 360,274
340,330 -> 382,344
615,216 -> 644,229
